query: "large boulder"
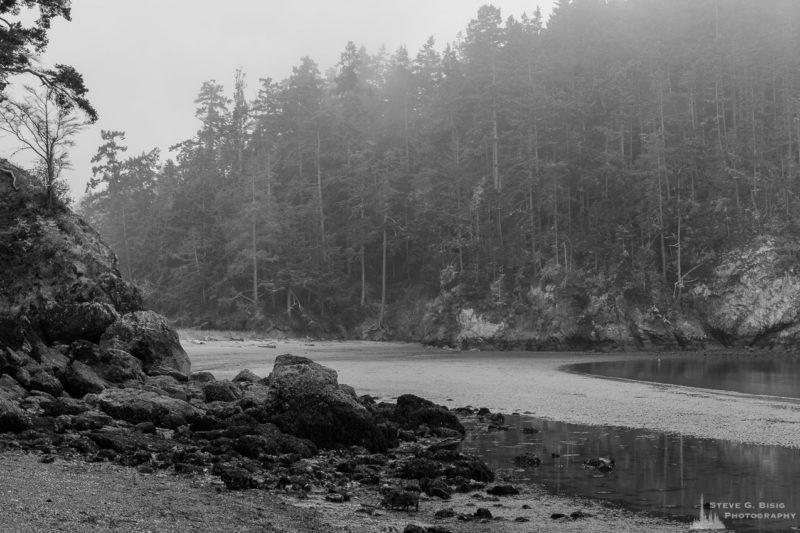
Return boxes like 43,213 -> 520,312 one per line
69,341 -> 145,385
40,302 -> 119,344
394,394 -> 465,435
91,388 -> 200,429
100,311 -> 190,375
0,397 -> 31,432
264,354 -> 387,452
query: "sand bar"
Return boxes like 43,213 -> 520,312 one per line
187,340 -> 800,448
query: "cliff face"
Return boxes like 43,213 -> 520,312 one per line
0,166 -> 190,392
695,236 -> 800,348
392,236 -> 800,352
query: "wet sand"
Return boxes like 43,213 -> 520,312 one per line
187,339 -> 800,448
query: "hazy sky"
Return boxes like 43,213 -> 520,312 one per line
5,1 -> 556,200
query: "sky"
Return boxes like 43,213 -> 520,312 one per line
3,1 -> 556,201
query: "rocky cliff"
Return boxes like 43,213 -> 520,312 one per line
390,235 -> 800,352
0,164 -> 190,402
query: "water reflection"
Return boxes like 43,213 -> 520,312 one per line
568,353 -> 800,398
462,415 -> 800,532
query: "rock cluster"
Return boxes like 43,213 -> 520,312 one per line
0,350 -> 495,518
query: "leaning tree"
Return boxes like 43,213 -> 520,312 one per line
0,0 -> 97,120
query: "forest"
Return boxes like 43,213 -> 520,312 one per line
78,0 -> 800,337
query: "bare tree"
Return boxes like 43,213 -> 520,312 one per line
0,85 -> 86,207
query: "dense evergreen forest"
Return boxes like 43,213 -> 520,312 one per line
79,0 -> 800,339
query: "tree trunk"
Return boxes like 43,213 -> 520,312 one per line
378,215 -> 387,327
251,171 -> 259,316
316,129 -> 326,266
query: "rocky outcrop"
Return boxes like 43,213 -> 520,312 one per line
398,235 -> 800,351
0,172 -> 190,417
693,236 -> 800,347
263,354 -> 388,452
0,353 -> 492,517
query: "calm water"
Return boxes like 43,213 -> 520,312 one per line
462,414 -> 800,532
566,353 -> 800,399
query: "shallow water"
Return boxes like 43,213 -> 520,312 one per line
568,353 -> 800,399
462,414 -> 800,532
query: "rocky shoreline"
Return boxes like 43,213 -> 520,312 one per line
0,353 -> 687,532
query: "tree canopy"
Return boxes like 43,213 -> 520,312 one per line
0,0 -> 97,121
79,0 -> 800,333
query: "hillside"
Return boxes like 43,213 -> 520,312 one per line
72,1 -> 800,350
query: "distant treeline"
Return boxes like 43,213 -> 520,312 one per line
79,0 -> 800,330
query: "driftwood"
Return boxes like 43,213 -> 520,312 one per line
0,166 -> 19,191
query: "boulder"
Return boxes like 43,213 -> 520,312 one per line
34,344 -> 70,374
40,302 -> 119,344
394,394 -> 465,435
0,347 -> 32,374
452,455 -> 495,482
39,396 -> 92,417
93,388 -> 200,429
487,485 -> 520,496
474,508 -> 493,519
0,397 -> 31,432
72,410 -> 113,431
11,367 -> 31,388
237,382 -> 270,411
0,317 -> 33,352
145,375 -> 188,401
232,369 -> 260,383
265,354 -> 387,452
202,380 -> 242,402
88,427 -> 169,455
100,311 -> 190,375
219,466 -> 258,490
191,371 -> 216,383
69,341 -> 145,384
0,374 -> 28,401
28,369 -> 63,397
60,360 -> 107,397
147,365 -> 189,382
